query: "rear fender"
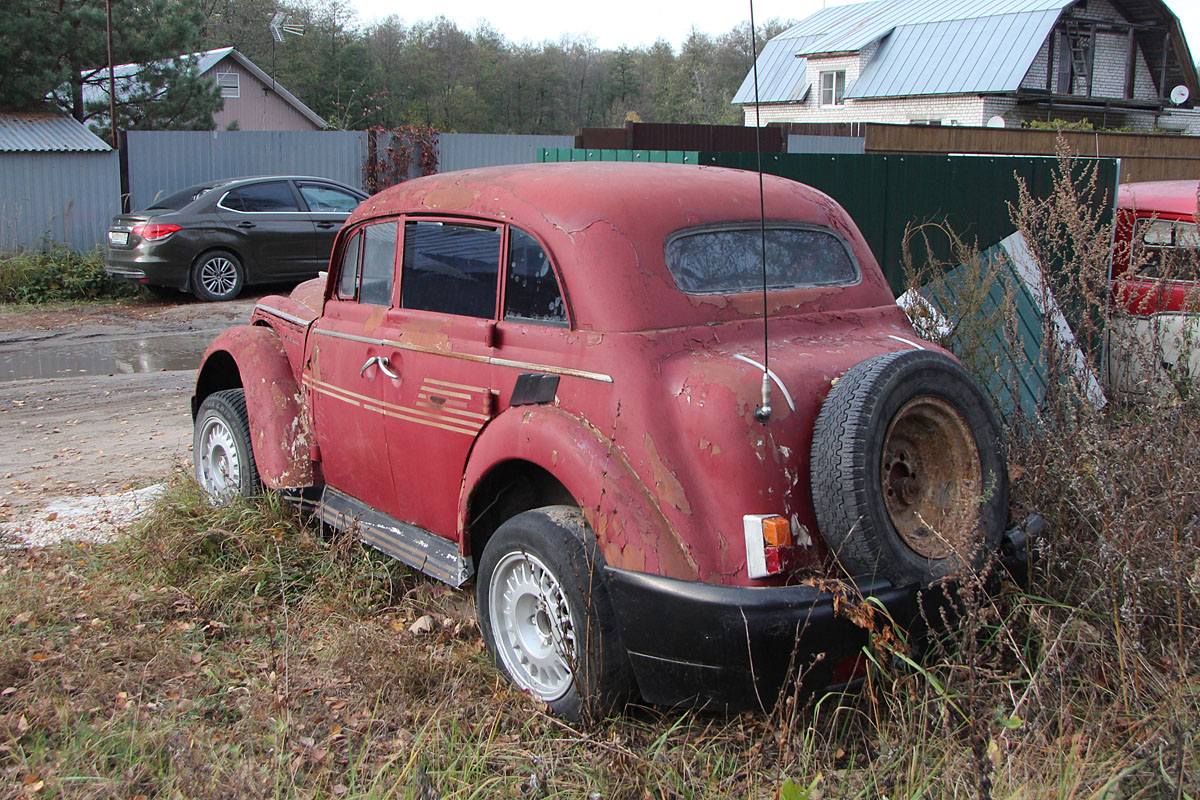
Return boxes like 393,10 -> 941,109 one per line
196,325 -> 316,488
460,405 -> 699,581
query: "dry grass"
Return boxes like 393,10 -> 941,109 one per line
2,141 -> 1198,798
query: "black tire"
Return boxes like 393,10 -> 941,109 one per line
193,389 -> 261,500
191,250 -> 245,301
810,349 -> 1008,586
476,506 -> 632,722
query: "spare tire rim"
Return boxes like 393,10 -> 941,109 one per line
881,395 -> 982,560
489,550 -> 576,701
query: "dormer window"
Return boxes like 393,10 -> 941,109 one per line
820,71 -> 846,106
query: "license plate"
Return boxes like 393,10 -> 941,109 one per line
108,230 -> 129,246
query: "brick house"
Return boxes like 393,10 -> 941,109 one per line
734,0 -> 1200,132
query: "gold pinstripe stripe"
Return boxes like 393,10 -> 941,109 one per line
304,376 -> 482,436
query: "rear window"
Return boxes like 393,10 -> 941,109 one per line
143,182 -> 226,211
1135,218 -> 1200,281
665,225 -> 859,294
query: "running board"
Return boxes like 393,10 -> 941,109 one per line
314,487 -> 473,587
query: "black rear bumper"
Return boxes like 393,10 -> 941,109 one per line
605,524 -> 1034,711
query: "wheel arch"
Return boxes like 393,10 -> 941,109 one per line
459,405 -> 699,581
194,325 -> 318,488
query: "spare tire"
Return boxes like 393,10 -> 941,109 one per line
810,349 -> 1007,586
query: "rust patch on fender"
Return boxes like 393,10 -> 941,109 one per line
643,434 -> 692,515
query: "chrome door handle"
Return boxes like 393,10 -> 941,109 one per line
376,357 -> 399,379
360,356 -> 398,379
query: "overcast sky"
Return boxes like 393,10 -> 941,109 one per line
349,0 -> 1200,82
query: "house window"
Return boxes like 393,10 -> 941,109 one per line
819,71 -> 846,106
216,71 -> 239,98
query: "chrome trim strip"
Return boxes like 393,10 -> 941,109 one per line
314,327 -> 614,383
256,304 -> 315,327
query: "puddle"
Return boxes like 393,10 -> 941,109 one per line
0,331 -> 213,381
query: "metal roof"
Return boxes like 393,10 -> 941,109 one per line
785,0 -> 1071,56
80,48 -> 326,129
732,36 -> 819,104
0,112 -> 111,152
735,0 -> 1076,104
848,10 -> 1062,97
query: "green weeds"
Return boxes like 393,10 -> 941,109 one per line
0,248 -> 137,304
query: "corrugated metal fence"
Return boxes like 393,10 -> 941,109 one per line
438,134 -> 573,172
124,130 -> 367,211
0,151 -> 120,251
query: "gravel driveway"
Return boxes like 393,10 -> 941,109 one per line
0,294 -> 263,544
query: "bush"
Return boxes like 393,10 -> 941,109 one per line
0,247 -> 138,304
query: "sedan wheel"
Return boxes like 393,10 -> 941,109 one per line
193,251 -> 245,301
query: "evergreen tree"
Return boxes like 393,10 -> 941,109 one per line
0,0 -> 221,136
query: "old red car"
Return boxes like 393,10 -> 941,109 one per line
1109,180 -> 1200,393
191,162 -> 1019,719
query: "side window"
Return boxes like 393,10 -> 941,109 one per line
401,221 -> 501,318
298,182 -> 361,213
505,228 -> 566,324
1136,219 -> 1200,281
220,181 -> 300,212
337,230 -> 362,299
360,222 -> 398,306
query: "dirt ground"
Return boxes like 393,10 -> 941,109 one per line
0,295 -> 263,522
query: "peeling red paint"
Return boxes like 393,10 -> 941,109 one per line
201,163 -> 951,591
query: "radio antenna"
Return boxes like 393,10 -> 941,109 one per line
749,0 -> 772,424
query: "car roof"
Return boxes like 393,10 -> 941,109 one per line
348,162 -> 894,332
1118,180 -> 1200,217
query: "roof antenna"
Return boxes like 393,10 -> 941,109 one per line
749,0 -> 772,425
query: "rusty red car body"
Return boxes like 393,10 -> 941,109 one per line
192,163 -> 1015,716
1108,180 -> 1200,393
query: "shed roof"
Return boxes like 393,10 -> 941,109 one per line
0,112 -> 111,152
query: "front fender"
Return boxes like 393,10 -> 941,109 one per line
196,325 -> 316,489
460,405 -> 699,581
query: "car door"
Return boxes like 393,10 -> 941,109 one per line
305,221 -> 402,516
216,180 -> 318,278
296,181 -> 365,267
380,218 -> 502,539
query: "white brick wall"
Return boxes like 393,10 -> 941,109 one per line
744,95 -> 990,126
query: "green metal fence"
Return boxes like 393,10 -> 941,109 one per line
540,148 -> 1119,294
540,147 -> 1121,423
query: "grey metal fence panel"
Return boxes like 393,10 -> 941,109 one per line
787,135 -> 866,154
125,131 -> 366,210
438,134 -> 574,173
0,151 -> 120,251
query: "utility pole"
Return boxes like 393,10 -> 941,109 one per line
106,0 -> 118,149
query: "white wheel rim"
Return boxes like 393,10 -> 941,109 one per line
199,257 -> 239,297
198,415 -> 240,500
489,550 -> 576,701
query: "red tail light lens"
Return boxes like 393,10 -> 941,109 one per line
131,223 -> 181,241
